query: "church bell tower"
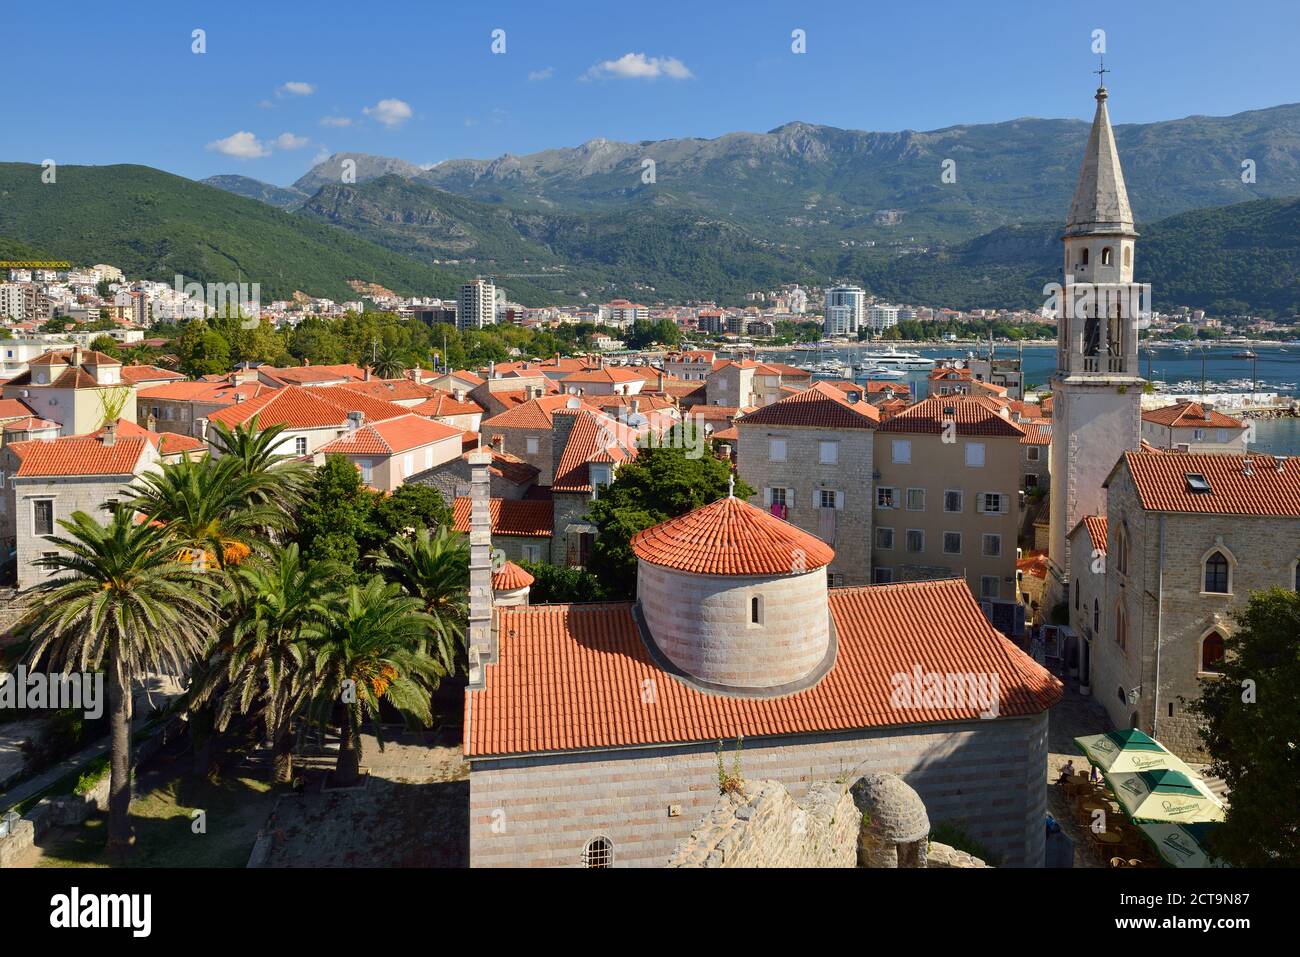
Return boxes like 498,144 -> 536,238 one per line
1047,79 -> 1145,603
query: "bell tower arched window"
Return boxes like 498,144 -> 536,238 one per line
1081,248 -> 1089,266
1101,247 -> 1113,266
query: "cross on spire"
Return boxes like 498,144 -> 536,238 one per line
1095,56 -> 1109,89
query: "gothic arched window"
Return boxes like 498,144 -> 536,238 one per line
1116,525 -> 1130,576
1201,632 -> 1225,673
1204,551 -> 1230,593
1115,604 -> 1127,650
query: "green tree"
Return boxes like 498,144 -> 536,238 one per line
23,511 -> 217,858
174,320 -> 232,376
518,561 -> 607,604
370,345 -> 406,379
1188,588 -> 1300,866
372,527 -> 468,676
90,334 -> 120,356
308,577 -> 443,786
294,455 -> 379,569
372,483 -> 451,539
587,441 -> 753,598
206,418 -> 312,516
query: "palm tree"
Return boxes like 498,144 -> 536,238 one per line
370,346 -> 406,380
206,417 -> 311,514
371,527 -> 469,677
214,545 -> 340,783
22,510 -> 217,859
127,454 -> 288,569
307,577 -> 443,786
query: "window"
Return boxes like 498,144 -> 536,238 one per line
905,529 -> 924,553
33,499 -> 54,537
905,488 -> 926,511
1081,248 -> 1090,266
769,437 -> 787,462
1024,474 -> 1038,489
943,490 -> 963,513
1026,446 -> 1040,462
358,460 -> 373,484
818,489 -> 840,510
876,487 -> 897,509
526,435 -> 540,455
1101,247 -> 1113,266
1115,604 -> 1127,650
750,594 -> 763,625
767,487 -> 788,507
1074,578 -> 1080,611
1124,246 -> 1131,267
1116,525 -> 1129,576
402,453 -> 414,477
943,531 -> 962,555
582,837 -> 613,868
980,576 -> 1000,598
873,567 -> 894,584
891,439 -> 912,464
1295,561 -> 1300,592
978,493 -> 1006,514
1201,632 -> 1225,673
1203,551 -> 1230,594
1193,429 -> 1205,442
1093,598 -> 1100,634
294,436 -> 308,456
982,534 -> 1001,558
522,543 -> 541,562
819,440 -> 839,465
875,526 -> 894,550
965,443 -> 985,467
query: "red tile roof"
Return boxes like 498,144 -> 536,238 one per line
207,385 -> 406,430
452,497 -> 553,537
337,379 -> 440,403
1141,401 -> 1247,430
492,561 -> 535,591
120,364 -> 185,386
409,391 -> 484,418
465,578 -> 1063,757
551,409 -> 636,493
7,435 -> 150,477
91,419 -> 207,456
1115,451 -> 1300,516
738,382 -> 880,430
318,413 -> 462,456
878,395 -> 1025,437
0,398 -> 38,420
560,366 -> 647,384
257,363 -> 367,386
2,416 -> 59,432
1070,515 -> 1108,553
138,380 -> 274,404
1020,422 -> 1052,446
631,495 -> 834,576
483,395 -> 590,430
463,449 -> 539,486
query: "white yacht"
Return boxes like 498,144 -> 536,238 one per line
856,347 -> 933,369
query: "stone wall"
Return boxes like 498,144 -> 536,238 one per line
666,779 -> 858,868
468,711 -> 1049,868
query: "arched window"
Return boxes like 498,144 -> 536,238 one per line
1204,551 -> 1230,593
750,594 -> 762,624
1293,560 -> 1299,592
1115,604 -> 1127,650
1201,632 -> 1225,673
1081,248 -> 1090,266
1093,598 -> 1100,634
582,836 -> 613,868
1074,578 -> 1080,610
1116,525 -> 1129,576
1101,247 -> 1113,266
1117,686 -> 1126,705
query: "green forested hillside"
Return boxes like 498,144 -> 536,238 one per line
0,163 -> 465,301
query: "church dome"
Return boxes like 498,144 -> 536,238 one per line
631,495 -> 833,576
633,495 -> 834,692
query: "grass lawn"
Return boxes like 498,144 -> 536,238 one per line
35,772 -> 281,868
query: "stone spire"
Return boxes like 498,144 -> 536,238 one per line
1065,86 -> 1135,238
466,449 -> 496,688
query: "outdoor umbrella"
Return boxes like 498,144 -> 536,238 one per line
1074,729 -> 1194,775
1136,822 -> 1224,868
1106,768 -> 1226,824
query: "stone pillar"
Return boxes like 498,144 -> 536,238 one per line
466,450 -> 494,688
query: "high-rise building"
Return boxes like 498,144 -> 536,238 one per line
457,279 -> 497,331
1047,81 -> 1145,604
866,304 -> 900,333
825,286 -> 865,335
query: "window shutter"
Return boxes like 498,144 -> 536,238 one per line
835,490 -> 844,510
764,487 -> 773,507
787,488 -> 796,508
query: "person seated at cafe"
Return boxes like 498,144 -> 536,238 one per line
1056,759 -> 1076,784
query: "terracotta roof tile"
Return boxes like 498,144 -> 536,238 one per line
1020,422 -> 1052,445
318,413 -> 462,456
1141,401 -> 1247,430
465,578 -> 1063,757
409,391 -> 484,418
207,385 -> 406,430
1070,515 -> 1108,552
552,409 -> 636,493
7,435 -> 149,477
1116,451 -> 1300,516
120,364 -> 185,385
631,496 -> 833,576
482,395 -> 589,430
878,394 -> 1025,437
452,497 -> 553,537
0,398 -> 39,420
739,382 -> 880,430
492,560 -> 535,591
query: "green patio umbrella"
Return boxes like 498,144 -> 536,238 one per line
1106,769 -> 1226,824
1074,729 -> 1194,775
1136,822 -> 1224,868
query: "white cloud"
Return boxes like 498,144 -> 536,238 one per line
312,148 -> 332,165
274,132 -> 309,150
205,131 -> 270,159
582,53 -> 693,81
363,98 -> 412,127
528,67 -> 554,82
320,115 -> 352,127
278,81 -> 315,97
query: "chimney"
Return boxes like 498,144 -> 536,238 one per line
197,418 -> 209,441
466,449 -> 496,688
1242,457 -> 1254,477
99,421 -> 116,446
453,387 -> 466,402
364,366 -> 372,382
491,434 -> 504,453
347,410 -> 364,430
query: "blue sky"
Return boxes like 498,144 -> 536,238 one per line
4,0 -> 1297,185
